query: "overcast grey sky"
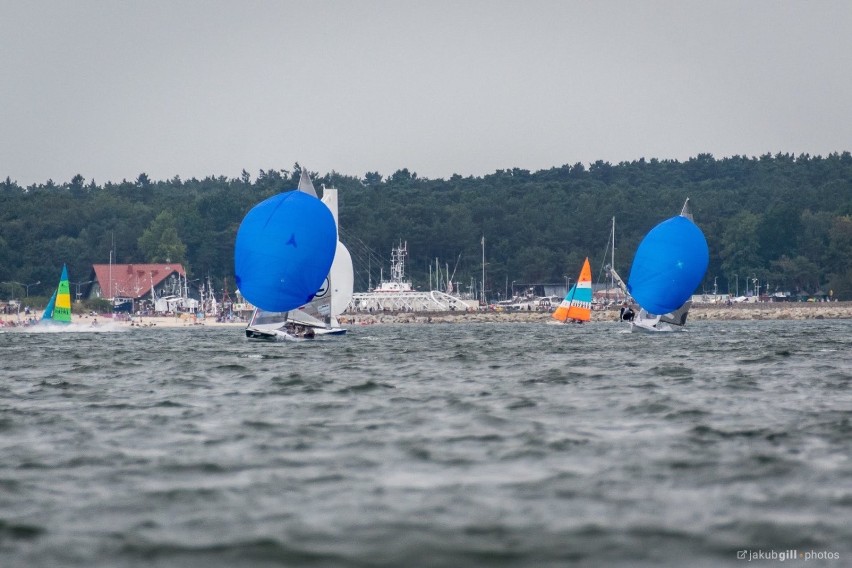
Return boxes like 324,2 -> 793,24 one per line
2,0 -> 850,186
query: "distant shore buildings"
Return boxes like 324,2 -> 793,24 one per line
86,263 -> 197,313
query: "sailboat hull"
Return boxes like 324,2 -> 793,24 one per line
317,327 -> 346,336
628,315 -> 684,333
245,325 -> 346,341
627,301 -> 691,333
629,321 -> 682,333
246,328 -> 299,341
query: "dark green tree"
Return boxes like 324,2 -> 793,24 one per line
137,211 -> 188,265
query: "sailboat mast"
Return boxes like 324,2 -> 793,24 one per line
435,258 -> 439,291
481,235 -> 485,304
108,249 -> 113,299
611,217 -> 616,301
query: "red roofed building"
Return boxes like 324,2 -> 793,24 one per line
88,263 -> 191,311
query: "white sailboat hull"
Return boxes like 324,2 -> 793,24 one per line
245,326 -> 288,341
627,305 -> 690,333
244,308 -> 346,341
245,328 -> 347,341
245,323 -> 346,341
628,320 -> 683,333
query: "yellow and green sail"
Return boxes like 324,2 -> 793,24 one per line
41,264 -> 72,324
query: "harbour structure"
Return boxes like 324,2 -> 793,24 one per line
349,242 -> 478,313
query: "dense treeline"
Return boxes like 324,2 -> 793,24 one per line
1,152 -> 852,303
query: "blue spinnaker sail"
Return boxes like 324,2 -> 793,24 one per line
627,215 -> 709,315
234,191 -> 337,313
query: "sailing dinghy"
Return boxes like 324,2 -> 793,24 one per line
552,257 -> 592,324
40,264 -> 73,325
235,178 -> 338,341
241,170 -> 352,341
610,199 -> 708,333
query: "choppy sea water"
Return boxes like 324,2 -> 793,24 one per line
1,320 -> 850,567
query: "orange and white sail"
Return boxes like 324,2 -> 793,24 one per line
552,257 -> 592,323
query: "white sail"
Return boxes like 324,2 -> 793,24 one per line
287,276 -> 333,328
659,300 -> 692,326
297,169 -> 318,197
248,309 -> 288,330
329,242 -> 354,317
287,240 -> 353,327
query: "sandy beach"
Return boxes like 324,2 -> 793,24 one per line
25,301 -> 845,329
64,313 -> 247,328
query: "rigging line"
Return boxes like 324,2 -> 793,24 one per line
338,227 -> 386,266
338,245 -> 377,272
342,242 -> 381,273
449,253 -> 462,282
336,231 -> 387,291
596,227 -> 613,286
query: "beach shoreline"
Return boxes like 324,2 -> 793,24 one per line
6,301 -> 842,329
340,301 -> 852,325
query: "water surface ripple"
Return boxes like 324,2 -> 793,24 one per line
1,320 -> 850,567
